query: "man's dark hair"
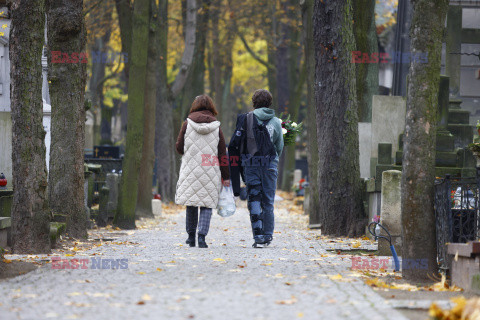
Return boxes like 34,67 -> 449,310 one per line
252,89 -> 273,109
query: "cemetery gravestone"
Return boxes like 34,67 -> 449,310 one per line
358,122 -> 372,178
379,170 -> 402,256
106,173 -> 119,220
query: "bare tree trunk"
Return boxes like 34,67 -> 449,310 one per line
115,0 -> 133,80
136,0 -> 158,218
301,0 -> 320,225
178,0 -> 210,119
88,35 -> 109,146
353,0 -> 378,122
10,0 -> 51,253
314,0 -> 365,236
46,0 -> 87,239
155,0 -> 176,202
114,0 -> 150,229
401,0 -> 448,281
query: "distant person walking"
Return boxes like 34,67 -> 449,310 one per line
229,89 -> 284,248
175,95 -> 230,248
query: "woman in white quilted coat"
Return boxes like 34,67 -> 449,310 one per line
175,95 -> 230,248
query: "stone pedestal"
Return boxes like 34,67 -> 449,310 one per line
0,216 -> 11,248
378,170 -> 402,256
293,169 -> 302,186
359,123 -> 372,178
0,189 -> 12,218
378,143 -> 392,165
106,173 -> 119,220
152,199 -> 162,217
448,242 -> 480,293
365,179 -> 381,239
96,186 -> 110,227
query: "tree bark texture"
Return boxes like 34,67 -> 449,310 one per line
353,0 -> 378,123
10,0 -> 51,253
136,0 -> 158,219
302,0 -> 320,226
314,0 -> 365,236
115,0 -> 133,80
46,0 -> 88,239
114,0 -> 150,229
401,0 -> 448,281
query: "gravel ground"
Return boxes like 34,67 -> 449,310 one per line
0,201 -> 408,320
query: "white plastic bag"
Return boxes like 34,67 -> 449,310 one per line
217,186 -> 236,217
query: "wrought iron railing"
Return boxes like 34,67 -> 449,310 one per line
434,174 -> 479,272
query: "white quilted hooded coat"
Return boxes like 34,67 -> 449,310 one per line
175,118 -> 222,208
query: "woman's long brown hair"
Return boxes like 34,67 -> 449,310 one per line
189,95 -> 218,116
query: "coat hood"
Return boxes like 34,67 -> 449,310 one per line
187,118 -> 220,135
188,110 -> 217,123
253,107 -> 276,121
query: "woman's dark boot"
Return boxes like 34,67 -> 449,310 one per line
198,234 -> 208,248
186,232 -> 196,247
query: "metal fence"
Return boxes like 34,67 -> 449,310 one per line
434,174 -> 479,273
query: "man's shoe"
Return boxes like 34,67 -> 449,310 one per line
186,232 -> 196,247
264,236 -> 273,247
252,242 -> 265,248
198,234 -> 208,248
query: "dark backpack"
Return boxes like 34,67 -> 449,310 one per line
246,112 -> 276,158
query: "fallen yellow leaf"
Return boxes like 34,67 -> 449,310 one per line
352,241 -> 361,248
329,274 -> 343,280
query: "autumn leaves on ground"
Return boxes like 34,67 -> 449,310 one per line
0,194 -> 474,320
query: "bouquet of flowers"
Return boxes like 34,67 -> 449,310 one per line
281,115 -> 303,146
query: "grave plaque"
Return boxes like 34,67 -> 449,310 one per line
93,146 -> 120,159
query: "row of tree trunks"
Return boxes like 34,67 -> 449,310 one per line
46,0 -> 88,239
10,0 -> 51,253
401,0 -> 448,281
313,0 -> 366,237
114,0 -> 150,229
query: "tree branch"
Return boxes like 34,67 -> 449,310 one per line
236,28 -> 276,71
84,0 -> 106,16
170,0 -> 197,97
